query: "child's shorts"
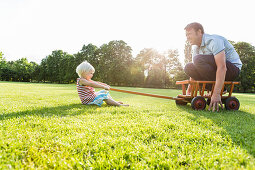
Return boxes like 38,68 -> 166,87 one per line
87,90 -> 110,106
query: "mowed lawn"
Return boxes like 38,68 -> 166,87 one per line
0,81 -> 255,169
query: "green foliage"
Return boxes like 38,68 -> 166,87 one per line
137,49 -> 166,88
167,50 -> 188,86
135,48 -> 185,88
233,42 -> 255,92
97,40 -> 133,86
0,52 -> 5,79
37,50 -> 77,83
0,82 -> 255,169
0,57 -> 38,82
184,40 -> 192,65
129,60 -> 145,87
74,44 -> 99,77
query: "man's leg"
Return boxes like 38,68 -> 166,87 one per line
184,54 -> 240,91
184,62 -> 204,80
192,55 -> 240,81
225,61 -> 240,81
184,55 -> 217,81
184,55 -> 217,91
192,54 -> 217,80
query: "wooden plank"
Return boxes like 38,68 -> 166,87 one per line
201,83 -> 206,96
190,83 -> 194,97
176,80 -> 190,84
178,94 -> 193,98
110,88 -> 174,100
194,82 -> 199,97
182,84 -> 186,95
176,80 -> 240,85
210,83 -> 215,96
228,82 -> 235,97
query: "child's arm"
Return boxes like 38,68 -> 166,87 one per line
79,79 -> 110,90
90,80 -> 110,88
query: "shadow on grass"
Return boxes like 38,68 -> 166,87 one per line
0,103 -> 103,121
177,104 -> 255,158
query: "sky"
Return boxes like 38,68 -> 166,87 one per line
1,0 -> 254,64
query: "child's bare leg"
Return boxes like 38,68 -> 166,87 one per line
105,98 -> 129,106
108,95 -> 123,104
105,98 -> 121,106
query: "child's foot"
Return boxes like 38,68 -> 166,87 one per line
205,91 -> 211,97
204,89 -> 227,97
222,89 -> 227,95
120,104 -> 129,107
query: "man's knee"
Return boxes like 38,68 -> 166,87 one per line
193,54 -> 215,66
193,54 -> 204,66
184,62 -> 194,74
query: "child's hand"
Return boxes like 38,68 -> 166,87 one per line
104,86 -> 110,90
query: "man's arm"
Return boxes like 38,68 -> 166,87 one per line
208,50 -> 227,112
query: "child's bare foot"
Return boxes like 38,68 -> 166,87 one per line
204,90 -> 227,97
222,89 -> 227,95
120,104 -> 129,107
205,91 -> 211,97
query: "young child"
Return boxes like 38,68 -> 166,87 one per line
76,61 -> 129,107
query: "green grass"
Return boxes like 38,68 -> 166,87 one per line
0,81 -> 255,169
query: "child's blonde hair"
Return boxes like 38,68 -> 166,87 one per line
76,61 -> 95,78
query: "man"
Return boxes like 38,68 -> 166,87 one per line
184,22 -> 242,112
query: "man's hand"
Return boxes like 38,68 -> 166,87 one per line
208,93 -> 223,112
208,51 -> 226,112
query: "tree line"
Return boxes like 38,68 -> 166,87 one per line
0,40 -> 254,92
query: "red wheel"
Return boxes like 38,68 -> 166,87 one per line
225,97 -> 240,110
191,96 -> 206,110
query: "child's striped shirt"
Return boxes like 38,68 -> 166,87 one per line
76,78 -> 96,104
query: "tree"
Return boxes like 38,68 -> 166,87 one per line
0,58 -> 37,82
97,40 -> 133,86
12,58 -> 31,81
233,42 -> 255,92
136,48 -> 156,75
59,53 -> 76,83
74,43 -> 99,80
129,60 -> 145,87
44,50 -> 74,83
167,49 -> 187,87
45,50 -> 63,83
135,48 -> 186,88
36,58 -> 49,82
0,52 -> 6,80
184,40 -> 192,65
145,50 -> 169,88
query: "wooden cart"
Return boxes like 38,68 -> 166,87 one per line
110,80 -> 240,111
175,80 -> 240,110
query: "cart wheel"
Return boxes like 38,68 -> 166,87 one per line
175,96 -> 187,105
191,96 -> 206,110
221,98 -> 227,105
225,97 -> 240,111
